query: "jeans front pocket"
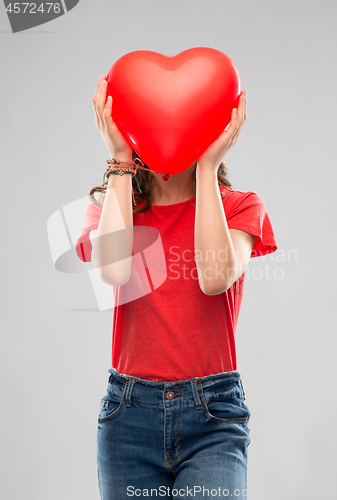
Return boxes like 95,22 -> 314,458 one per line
98,395 -> 124,422
199,381 -> 251,424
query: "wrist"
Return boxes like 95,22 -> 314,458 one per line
107,170 -> 133,189
108,151 -> 133,163
196,161 -> 219,178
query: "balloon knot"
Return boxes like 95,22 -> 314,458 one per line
162,174 -> 170,181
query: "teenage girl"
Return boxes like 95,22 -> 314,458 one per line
76,74 -> 277,500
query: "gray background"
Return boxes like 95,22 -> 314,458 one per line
1,1 -> 336,499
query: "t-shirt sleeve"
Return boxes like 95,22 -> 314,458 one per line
225,191 -> 278,258
75,202 -> 102,262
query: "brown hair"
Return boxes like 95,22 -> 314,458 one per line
89,150 -> 233,213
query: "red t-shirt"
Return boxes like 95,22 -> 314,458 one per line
75,185 -> 277,381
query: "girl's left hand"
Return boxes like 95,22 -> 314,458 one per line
197,91 -> 247,172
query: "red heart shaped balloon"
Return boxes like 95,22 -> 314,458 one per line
106,47 -> 241,175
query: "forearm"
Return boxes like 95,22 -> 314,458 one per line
92,169 -> 134,286
194,167 -> 236,295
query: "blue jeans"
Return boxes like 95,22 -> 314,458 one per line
97,368 -> 251,499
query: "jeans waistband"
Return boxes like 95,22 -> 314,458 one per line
107,368 -> 246,409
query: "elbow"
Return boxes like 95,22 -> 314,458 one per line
201,273 -> 244,295
91,249 -> 133,286
199,278 -> 231,296
92,257 -> 132,286
198,265 -> 233,295
201,283 -> 230,296
99,269 -> 132,287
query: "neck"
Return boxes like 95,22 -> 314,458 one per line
151,162 -> 197,205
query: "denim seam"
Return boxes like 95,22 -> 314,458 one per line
197,380 -> 250,424
98,378 -> 130,422
165,391 -> 183,467
238,378 -> 246,400
117,401 -> 197,408
97,462 -> 104,500
191,379 -> 202,409
125,378 -> 136,408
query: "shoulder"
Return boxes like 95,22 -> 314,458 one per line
219,185 -> 263,208
88,201 -> 103,211
85,201 -> 103,215
219,186 -> 269,223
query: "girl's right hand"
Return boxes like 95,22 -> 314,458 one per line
92,74 -> 133,161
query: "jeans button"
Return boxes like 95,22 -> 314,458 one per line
166,391 -> 175,399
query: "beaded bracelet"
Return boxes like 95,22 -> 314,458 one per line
108,170 -> 143,194
103,159 -> 143,206
102,157 -> 172,205
103,159 -> 137,183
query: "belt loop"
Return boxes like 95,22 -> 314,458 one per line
238,378 -> 246,400
190,379 -> 202,409
125,378 -> 136,408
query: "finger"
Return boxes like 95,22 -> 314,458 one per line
103,95 -> 116,130
228,108 -> 239,137
92,75 -> 106,124
236,92 -> 245,127
92,74 -> 106,109
96,79 -> 107,120
217,108 -> 238,146
242,91 -> 247,122
231,95 -> 246,141
220,107 -> 236,134
230,107 -> 243,144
